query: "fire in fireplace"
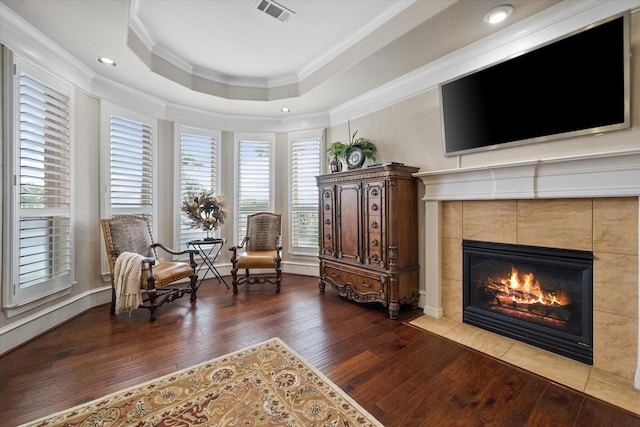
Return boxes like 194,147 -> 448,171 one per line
463,240 -> 593,364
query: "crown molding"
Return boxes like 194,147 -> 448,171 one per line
0,2 -> 94,92
0,2 -> 327,131
297,0 -> 417,82
127,0 -> 416,92
164,102 -> 329,133
3,0 -> 639,131
329,0 -> 640,126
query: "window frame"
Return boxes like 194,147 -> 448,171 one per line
174,124 -> 221,252
3,54 -> 75,316
288,129 -> 324,255
100,101 -> 157,274
233,132 -> 276,244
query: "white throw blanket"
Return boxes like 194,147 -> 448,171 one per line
114,252 -> 145,315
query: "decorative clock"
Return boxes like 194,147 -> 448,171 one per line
346,146 -> 366,169
326,129 -> 376,171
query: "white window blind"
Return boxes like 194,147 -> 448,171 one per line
12,60 -> 73,306
290,136 -> 320,251
109,115 -> 153,215
237,137 -> 273,242
179,130 -> 218,247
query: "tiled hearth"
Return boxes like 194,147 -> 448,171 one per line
409,314 -> 640,415
414,150 -> 640,414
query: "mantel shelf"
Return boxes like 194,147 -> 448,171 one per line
413,149 -> 640,201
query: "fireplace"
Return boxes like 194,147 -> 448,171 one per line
463,240 -> 593,364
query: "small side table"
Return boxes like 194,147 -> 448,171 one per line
187,238 -> 229,289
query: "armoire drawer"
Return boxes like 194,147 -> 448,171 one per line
323,263 -> 385,296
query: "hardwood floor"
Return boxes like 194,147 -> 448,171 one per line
2,274 -> 639,426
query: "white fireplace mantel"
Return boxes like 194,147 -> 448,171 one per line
415,150 -> 640,201
413,149 -> 640,389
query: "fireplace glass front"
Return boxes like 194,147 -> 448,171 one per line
463,240 -> 593,364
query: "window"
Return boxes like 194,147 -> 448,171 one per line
177,126 -> 219,248
289,131 -> 322,254
5,56 -> 73,311
101,103 -> 155,220
235,133 -> 275,243
108,115 -> 153,215
100,104 -> 155,274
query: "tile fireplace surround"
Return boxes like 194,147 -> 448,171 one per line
413,150 -> 640,412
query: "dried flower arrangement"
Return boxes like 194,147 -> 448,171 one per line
181,189 -> 229,237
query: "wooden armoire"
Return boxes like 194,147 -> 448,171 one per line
316,163 -> 420,319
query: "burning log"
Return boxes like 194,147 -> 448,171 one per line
486,277 -> 542,301
483,273 -> 571,322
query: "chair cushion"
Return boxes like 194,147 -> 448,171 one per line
235,251 -> 278,269
139,261 -> 194,289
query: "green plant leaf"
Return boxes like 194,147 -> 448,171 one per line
327,130 -> 377,163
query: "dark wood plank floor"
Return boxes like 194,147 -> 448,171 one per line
2,274 -> 639,426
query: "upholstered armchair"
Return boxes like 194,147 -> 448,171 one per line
101,215 -> 199,321
229,212 -> 282,294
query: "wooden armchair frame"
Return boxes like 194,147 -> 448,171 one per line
229,212 -> 282,294
101,215 -> 199,321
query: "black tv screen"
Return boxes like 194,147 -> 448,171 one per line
441,14 -> 630,156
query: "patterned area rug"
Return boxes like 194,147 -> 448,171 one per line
20,338 -> 383,427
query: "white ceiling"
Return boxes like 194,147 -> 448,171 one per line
132,0 -> 414,85
1,0 -> 569,119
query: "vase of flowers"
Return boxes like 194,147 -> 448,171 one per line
181,189 -> 229,239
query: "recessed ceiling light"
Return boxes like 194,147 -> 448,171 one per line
97,57 -> 117,66
281,107 -> 290,113
484,5 -> 513,24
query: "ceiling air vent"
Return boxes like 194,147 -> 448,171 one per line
256,0 -> 294,22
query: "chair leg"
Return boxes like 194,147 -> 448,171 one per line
189,274 -> 198,302
231,264 -> 239,294
110,287 -> 116,314
148,289 -> 158,321
276,262 -> 281,293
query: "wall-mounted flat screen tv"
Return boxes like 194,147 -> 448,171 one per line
441,13 -> 630,156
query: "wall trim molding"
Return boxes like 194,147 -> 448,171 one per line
330,0 -> 640,125
0,286 -> 112,356
3,1 -> 638,131
199,262 -> 318,282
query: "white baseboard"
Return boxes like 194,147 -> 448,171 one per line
0,286 -> 112,356
213,261 -> 318,278
421,305 -> 443,318
282,261 -> 318,277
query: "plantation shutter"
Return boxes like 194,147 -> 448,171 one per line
237,138 -> 272,242
290,137 -> 320,251
109,115 -> 153,216
13,61 -> 73,305
179,130 -> 217,247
